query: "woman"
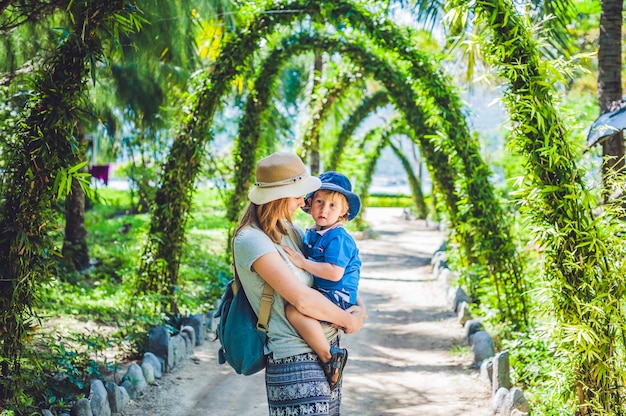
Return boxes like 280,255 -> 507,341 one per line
233,151 -> 366,415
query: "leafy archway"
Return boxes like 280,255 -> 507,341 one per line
224,29 -> 526,326
225,31 -> 457,230
299,68 -> 364,176
327,90 -> 391,171
357,118 -> 429,221
143,0 -> 526,329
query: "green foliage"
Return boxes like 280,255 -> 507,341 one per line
0,328 -> 116,415
502,329 -> 576,415
327,90 -> 390,171
7,186 -> 231,412
145,0 -> 526,335
367,194 -> 415,207
0,0 -> 142,404
467,0 -> 626,412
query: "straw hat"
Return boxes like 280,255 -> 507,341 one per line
248,152 -> 321,205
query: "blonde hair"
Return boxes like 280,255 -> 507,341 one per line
236,198 -> 293,244
312,189 -> 350,223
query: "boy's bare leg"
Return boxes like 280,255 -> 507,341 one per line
286,303 -> 331,363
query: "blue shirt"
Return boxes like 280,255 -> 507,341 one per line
303,223 -> 361,304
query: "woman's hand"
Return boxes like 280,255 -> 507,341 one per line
282,244 -> 306,269
336,304 -> 367,334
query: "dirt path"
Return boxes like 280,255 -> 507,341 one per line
121,208 -> 492,416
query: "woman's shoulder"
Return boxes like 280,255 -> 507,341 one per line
235,227 -> 275,254
235,227 -> 277,269
235,226 -> 270,243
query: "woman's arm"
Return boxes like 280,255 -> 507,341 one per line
252,251 -> 365,334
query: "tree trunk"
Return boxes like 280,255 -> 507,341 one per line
598,0 -> 624,198
62,128 -> 90,271
63,177 -> 89,271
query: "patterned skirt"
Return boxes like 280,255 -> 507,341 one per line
266,341 -> 342,416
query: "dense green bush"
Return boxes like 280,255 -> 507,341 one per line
16,186 -> 231,413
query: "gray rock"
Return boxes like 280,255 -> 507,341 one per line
180,315 -> 206,345
207,310 -> 218,334
172,334 -> 187,365
147,326 -> 174,372
439,267 -> 456,286
493,351 -> 512,395
451,287 -> 471,313
493,387 -> 509,412
141,361 -> 155,384
143,352 -> 163,378
123,362 -> 148,393
70,398 -> 93,416
105,381 -> 122,413
480,357 -> 493,385
432,253 -> 448,277
431,249 -> 445,265
471,330 -> 495,367
457,301 -> 472,326
503,387 -> 530,414
465,320 -> 483,345
431,251 -> 447,277
180,331 -> 192,354
119,386 -> 131,408
120,380 -> 137,399
180,325 -> 196,349
42,410 -> 54,416
89,379 -> 110,416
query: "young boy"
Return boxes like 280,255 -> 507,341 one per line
282,171 -> 362,390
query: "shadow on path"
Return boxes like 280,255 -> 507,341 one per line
338,208 -> 491,416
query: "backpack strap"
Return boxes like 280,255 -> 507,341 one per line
232,245 -> 275,334
256,283 -> 275,333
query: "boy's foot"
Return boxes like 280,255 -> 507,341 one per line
322,347 -> 348,390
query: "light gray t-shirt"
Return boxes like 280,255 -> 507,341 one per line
233,224 -> 339,359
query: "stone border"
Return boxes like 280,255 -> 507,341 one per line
432,246 -> 531,416
39,314 -> 216,416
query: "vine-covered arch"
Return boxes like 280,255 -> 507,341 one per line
227,31 -> 460,228
358,117 -> 429,220
225,30 -> 526,324
327,90 -> 390,171
299,70 -> 364,176
144,0 -> 526,327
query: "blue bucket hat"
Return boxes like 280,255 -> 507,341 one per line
305,171 -> 361,221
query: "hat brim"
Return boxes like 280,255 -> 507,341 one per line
249,176 -> 321,205
306,183 -> 361,220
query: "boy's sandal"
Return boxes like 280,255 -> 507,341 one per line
322,347 -> 348,391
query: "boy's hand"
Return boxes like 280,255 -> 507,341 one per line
282,244 -> 306,269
